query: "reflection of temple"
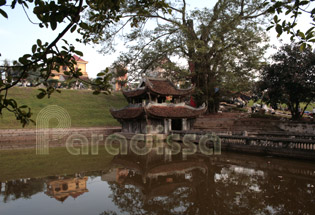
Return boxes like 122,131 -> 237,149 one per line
102,147 -> 315,215
45,177 -> 88,202
101,148 -> 211,207
110,77 -> 206,134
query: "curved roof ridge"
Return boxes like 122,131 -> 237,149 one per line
145,77 -> 193,96
110,106 -> 144,119
122,86 -> 147,98
145,102 -> 206,119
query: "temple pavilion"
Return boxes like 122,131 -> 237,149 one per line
110,77 -> 206,134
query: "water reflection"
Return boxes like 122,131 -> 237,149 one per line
1,147 -> 315,215
45,177 -> 88,202
100,148 -> 315,215
0,178 -> 44,203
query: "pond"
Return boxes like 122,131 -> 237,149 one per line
1,147 -> 315,215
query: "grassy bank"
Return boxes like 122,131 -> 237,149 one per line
0,87 -> 127,129
0,147 -> 114,181
248,99 -> 315,112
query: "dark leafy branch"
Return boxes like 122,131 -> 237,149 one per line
0,0 -> 171,126
267,0 -> 315,49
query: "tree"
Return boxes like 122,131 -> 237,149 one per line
259,43 -> 315,120
94,0 -> 269,113
0,0 -> 170,126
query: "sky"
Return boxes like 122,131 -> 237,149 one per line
0,1 -> 313,78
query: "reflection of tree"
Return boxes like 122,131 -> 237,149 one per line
210,165 -> 315,215
105,176 -> 200,215
100,212 -> 118,215
0,179 -> 45,203
108,183 -> 146,215
100,152 -> 315,215
100,151 -> 212,215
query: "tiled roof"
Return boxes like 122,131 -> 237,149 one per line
110,106 -> 144,119
122,87 -> 147,98
122,78 -> 193,98
73,54 -> 88,63
146,78 -> 193,96
145,103 -> 206,119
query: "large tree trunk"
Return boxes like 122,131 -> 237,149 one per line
192,61 -> 219,113
288,101 -> 301,120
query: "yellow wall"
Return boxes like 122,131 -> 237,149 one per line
51,57 -> 88,80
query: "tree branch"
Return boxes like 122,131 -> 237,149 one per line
0,0 -> 84,92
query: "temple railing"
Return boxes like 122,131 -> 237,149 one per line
171,130 -> 315,152
218,135 -> 315,151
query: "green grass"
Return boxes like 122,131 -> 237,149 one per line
248,99 -> 315,112
0,87 -> 127,129
0,147 -> 114,181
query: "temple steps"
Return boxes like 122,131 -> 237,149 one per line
193,113 -> 283,133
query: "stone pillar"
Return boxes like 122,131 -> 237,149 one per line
164,119 -> 168,134
182,118 -> 187,131
168,119 -> 172,131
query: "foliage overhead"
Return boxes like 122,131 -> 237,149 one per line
267,0 -> 315,50
0,0 -> 170,126
1,0 -> 314,126
92,0 -> 270,113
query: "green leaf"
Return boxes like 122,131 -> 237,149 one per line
32,44 -> 37,53
298,31 -> 305,39
18,56 -> 29,65
266,26 -> 273,31
79,22 -> 89,29
285,9 -> 292,15
7,99 -> 17,108
306,32 -> 313,40
0,0 -> 6,6
51,21 -> 57,30
276,24 -> 282,35
37,92 -> 46,99
299,1 -> 309,6
74,50 -> 83,56
70,24 -> 77,33
37,39 -> 42,46
61,46 -> 68,51
0,8 -> 8,18
300,43 -> 306,51
305,27 -> 315,35
97,72 -> 105,76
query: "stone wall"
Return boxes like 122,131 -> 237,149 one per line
278,122 -> 315,134
0,127 -> 121,150
194,113 -> 315,135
